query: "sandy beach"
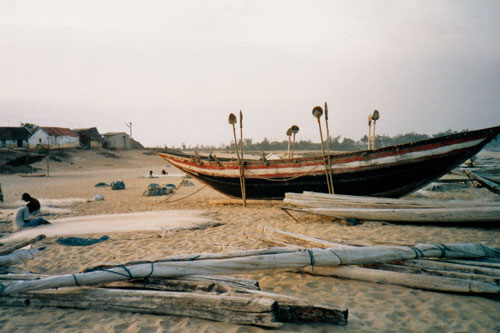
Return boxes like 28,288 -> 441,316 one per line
0,149 -> 499,332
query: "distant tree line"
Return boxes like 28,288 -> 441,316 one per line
165,129 -> 500,152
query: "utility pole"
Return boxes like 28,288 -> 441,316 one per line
125,122 -> 132,138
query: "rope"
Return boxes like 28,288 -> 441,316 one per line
411,247 -> 425,259
435,244 -> 450,258
72,274 -> 80,287
155,174 -> 188,204
307,249 -> 315,266
328,249 -> 344,265
158,185 -> 206,204
244,163 -> 323,182
155,174 -> 206,205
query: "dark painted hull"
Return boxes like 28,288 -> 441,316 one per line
159,125 -> 500,199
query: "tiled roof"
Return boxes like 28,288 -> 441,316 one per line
41,127 -> 78,137
0,127 -> 31,140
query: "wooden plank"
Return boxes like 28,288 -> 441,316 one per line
0,287 -> 282,327
287,192 -> 497,207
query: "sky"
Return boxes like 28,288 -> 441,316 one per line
1,0 -> 499,148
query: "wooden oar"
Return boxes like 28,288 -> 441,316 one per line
324,102 -> 334,193
367,114 -> 372,150
286,127 -> 292,159
371,109 -> 380,149
290,125 -> 299,159
228,113 -> 245,206
239,110 -> 247,207
313,106 -> 333,194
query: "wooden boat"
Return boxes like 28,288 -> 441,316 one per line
158,125 -> 500,199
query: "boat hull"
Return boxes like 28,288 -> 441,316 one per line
159,126 -> 500,199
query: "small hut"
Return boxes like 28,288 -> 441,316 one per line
102,132 -> 131,150
0,127 -> 31,148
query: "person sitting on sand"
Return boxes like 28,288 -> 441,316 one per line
161,169 -> 168,175
14,193 -> 44,230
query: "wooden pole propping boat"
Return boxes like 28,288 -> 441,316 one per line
465,171 -> 500,195
0,243 -> 498,295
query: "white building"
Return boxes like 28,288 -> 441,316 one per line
28,127 -> 79,149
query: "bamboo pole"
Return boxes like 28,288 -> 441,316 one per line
1,243 -> 498,295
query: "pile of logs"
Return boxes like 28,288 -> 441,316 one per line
1,231 -> 499,326
246,226 -> 500,294
284,192 -> 500,223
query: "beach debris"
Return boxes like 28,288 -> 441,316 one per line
0,235 -> 46,256
110,181 -> 125,190
0,274 -> 348,327
0,242 -> 498,296
57,235 -> 109,246
94,194 -> 104,201
23,217 -> 51,228
249,226 -> 500,294
143,184 -> 174,196
0,247 -> 43,267
94,182 -> 109,187
284,192 -> 500,224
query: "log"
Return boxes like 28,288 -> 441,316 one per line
0,248 -> 42,267
466,171 -> 500,194
258,225 -> 367,248
0,235 -> 46,256
400,259 -> 500,277
302,266 -> 500,294
0,272 -> 346,324
104,275 -> 260,293
253,227 -> 500,293
0,287 -> 282,327
300,207 -> 500,223
287,192 -> 496,207
0,243 -> 498,295
437,258 -> 500,268
366,263 -> 499,285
